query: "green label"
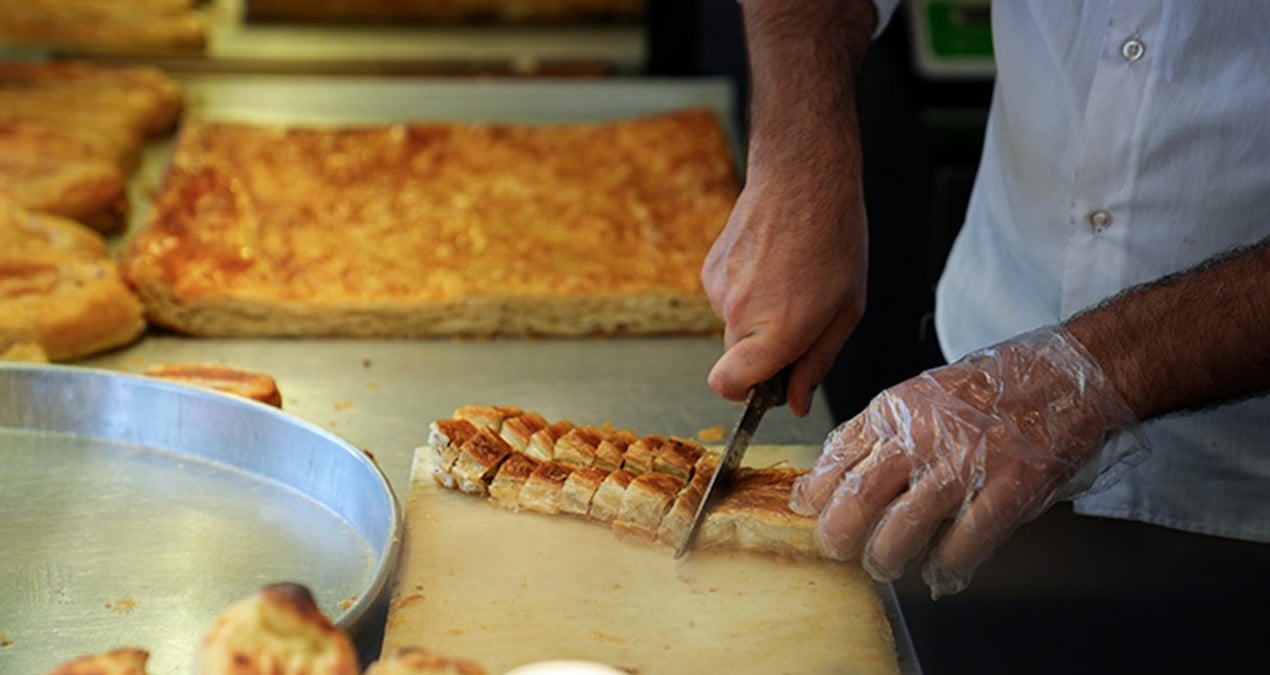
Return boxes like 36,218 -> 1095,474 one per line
925,1 -> 994,59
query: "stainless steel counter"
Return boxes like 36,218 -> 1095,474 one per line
85,335 -> 824,502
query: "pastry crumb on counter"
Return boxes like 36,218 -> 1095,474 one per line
105,597 -> 136,613
696,425 -> 726,442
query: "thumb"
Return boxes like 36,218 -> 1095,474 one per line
707,329 -> 790,402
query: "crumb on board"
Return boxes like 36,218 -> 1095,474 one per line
588,630 -> 626,645
339,595 -> 359,610
697,425 -> 727,442
105,597 -> 136,613
391,593 -> 425,610
334,400 -> 354,411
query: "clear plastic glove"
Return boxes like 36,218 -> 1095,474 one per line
790,326 -> 1148,598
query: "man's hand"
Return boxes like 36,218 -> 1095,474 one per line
703,0 -> 877,415
702,167 -> 867,417
790,327 -> 1146,597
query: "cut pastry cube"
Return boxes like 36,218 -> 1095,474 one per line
653,436 -> 705,480
699,467 -> 822,558
452,404 -> 523,433
594,428 -> 637,471
450,429 -> 514,495
488,453 -> 541,510
559,466 -> 610,516
518,462 -> 574,515
554,425 -> 606,468
656,454 -> 719,547
623,435 -> 663,474
524,419 -> 573,462
614,472 -> 686,541
427,408 -> 831,560
499,411 -> 548,452
427,419 -> 479,489
588,468 -> 636,523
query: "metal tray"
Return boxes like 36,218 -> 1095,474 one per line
0,364 -> 401,674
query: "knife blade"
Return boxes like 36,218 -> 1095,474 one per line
674,366 -> 791,559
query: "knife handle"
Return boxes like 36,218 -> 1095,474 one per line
753,365 -> 793,410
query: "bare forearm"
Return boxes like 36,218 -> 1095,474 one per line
1066,236 -> 1270,420
741,0 -> 876,185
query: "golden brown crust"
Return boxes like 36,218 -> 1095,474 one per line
429,418 -> 481,451
1,336 -> 49,362
120,110 -> 736,338
656,454 -> 717,546
652,436 -> 705,480
0,61 -> 183,150
0,61 -> 183,233
524,419 -> 573,463
517,461 -> 574,515
142,362 -> 283,407
429,408 -> 830,558
0,201 -> 144,361
622,435 -> 661,474
559,465 -> 610,516
47,647 -> 149,675
488,453 -> 540,510
195,582 -> 358,675
0,3 -> 207,52
553,425 -> 606,468
452,405 -> 524,433
614,472 -> 685,541
699,468 -> 820,558
587,468 -> 636,523
429,419 -> 480,488
451,429 -> 514,495
497,411 -> 548,452
0,154 -> 126,232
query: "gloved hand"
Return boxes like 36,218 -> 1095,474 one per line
790,326 -> 1149,598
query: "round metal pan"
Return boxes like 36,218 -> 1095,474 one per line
0,363 -> 401,674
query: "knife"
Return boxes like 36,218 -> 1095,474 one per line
674,366 -> 791,559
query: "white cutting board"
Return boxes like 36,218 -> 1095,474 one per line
382,445 -> 900,675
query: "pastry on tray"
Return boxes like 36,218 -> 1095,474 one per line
47,583 -> 483,675
120,108 -> 738,338
0,200 -> 144,362
0,0 -> 207,53
0,60 -> 183,232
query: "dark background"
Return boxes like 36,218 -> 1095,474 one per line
645,2 -> 1270,672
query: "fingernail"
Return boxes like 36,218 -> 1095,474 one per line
861,552 -> 902,583
815,527 -> 850,562
788,474 -> 824,515
922,563 -> 970,600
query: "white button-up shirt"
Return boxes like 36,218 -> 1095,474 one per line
874,0 -> 1270,541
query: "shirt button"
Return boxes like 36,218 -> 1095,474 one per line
1088,210 -> 1113,232
1121,39 -> 1145,62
